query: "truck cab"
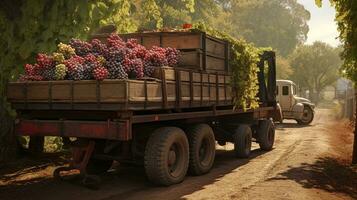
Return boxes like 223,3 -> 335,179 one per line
276,80 -> 315,125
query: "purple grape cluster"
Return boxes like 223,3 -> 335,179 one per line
69,39 -> 92,56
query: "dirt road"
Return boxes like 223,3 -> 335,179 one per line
0,108 -> 356,200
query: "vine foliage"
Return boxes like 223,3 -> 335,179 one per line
0,0 -> 135,161
192,22 -> 265,110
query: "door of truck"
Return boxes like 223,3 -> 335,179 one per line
279,84 -> 292,111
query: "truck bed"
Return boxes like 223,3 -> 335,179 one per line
7,67 -> 232,111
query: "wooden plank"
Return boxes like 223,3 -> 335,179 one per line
73,81 -> 97,102
27,82 -> 49,101
52,81 -> 72,101
7,83 -> 25,100
162,34 -> 202,49
100,80 -> 126,102
180,71 -> 190,82
178,50 -> 203,70
142,36 -> 161,49
206,56 -> 226,71
206,36 -> 226,57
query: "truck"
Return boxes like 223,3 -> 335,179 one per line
276,80 -> 315,125
7,31 -> 281,186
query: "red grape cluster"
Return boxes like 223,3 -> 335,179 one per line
65,56 -> 85,80
69,39 -> 92,56
19,75 -> 44,81
107,33 -> 125,49
36,54 -> 54,69
166,47 -> 180,67
93,66 -> 109,80
122,58 -> 144,79
144,46 -> 168,67
24,64 -> 36,76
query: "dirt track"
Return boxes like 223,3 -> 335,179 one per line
0,108 -> 356,200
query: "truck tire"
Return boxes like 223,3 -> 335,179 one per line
186,124 -> 215,176
257,120 -> 275,151
233,125 -> 252,158
297,106 -> 314,125
144,127 -> 189,186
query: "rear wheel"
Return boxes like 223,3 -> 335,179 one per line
144,127 -> 189,186
257,120 -> 275,151
233,125 -> 252,158
297,106 -> 314,125
187,124 -> 216,175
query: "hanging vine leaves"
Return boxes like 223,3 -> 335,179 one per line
192,22 -> 267,110
0,0 -> 139,161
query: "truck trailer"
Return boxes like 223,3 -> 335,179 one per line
6,31 -> 280,186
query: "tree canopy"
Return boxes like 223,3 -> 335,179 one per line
315,0 -> 357,84
289,42 -> 341,102
222,0 -> 310,56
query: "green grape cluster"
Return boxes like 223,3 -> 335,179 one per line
97,56 -> 106,66
53,52 -> 65,63
55,64 -> 67,80
58,43 -> 75,58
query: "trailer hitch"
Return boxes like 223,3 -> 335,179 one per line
53,140 -> 101,189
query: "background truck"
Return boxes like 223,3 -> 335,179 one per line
7,31 -> 280,186
276,80 -> 315,125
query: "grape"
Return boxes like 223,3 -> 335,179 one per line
107,33 -> 125,49
36,54 -> 54,68
93,66 -> 109,80
91,39 -> 108,56
24,64 -> 35,76
166,47 -> 180,67
55,64 -> 67,80
67,64 -> 85,80
53,52 -> 65,63
69,39 -> 92,56
20,35 -> 180,81
19,75 -> 44,82
106,60 -> 128,79
57,43 -> 76,58
123,58 -> 144,79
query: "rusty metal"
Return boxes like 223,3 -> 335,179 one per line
15,119 -> 131,140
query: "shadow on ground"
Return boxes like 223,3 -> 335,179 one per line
0,152 -> 69,181
268,156 -> 357,199
0,149 -> 269,200
275,122 -> 312,130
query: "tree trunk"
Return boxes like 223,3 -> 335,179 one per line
352,91 -> 357,164
0,103 -> 18,163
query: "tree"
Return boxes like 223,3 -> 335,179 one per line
134,0 -> 195,30
276,56 -> 293,79
224,0 -> 310,56
0,0 -> 137,162
315,0 -> 357,164
289,42 -> 341,103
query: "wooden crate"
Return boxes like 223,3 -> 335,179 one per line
153,67 -> 232,108
92,31 -> 230,73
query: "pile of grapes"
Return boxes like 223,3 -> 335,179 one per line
20,33 -> 180,81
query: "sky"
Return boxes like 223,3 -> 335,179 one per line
297,0 -> 340,47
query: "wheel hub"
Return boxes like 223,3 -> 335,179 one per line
168,149 -> 177,166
